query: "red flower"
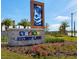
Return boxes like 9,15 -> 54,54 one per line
32,46 -> 40,52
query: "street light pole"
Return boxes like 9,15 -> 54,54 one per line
71,13 -> 73,37
74,21 -> 75,36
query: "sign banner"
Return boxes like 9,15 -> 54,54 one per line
30,0 -> 44,28
34,4 -> 42,26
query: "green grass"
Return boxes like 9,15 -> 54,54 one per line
1,48 -> 33,59
63,36 -> 77,42
58,56 -> 76,59
57,36 -> 77,42
45,35 -> 77,42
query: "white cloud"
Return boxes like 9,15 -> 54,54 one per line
48,23 -> 73,31
55,16 -> 70,21
48,24 -> 61,31
66,27 -> 71,31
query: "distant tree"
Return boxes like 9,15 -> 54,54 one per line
2,18 -> 13,30
59,21 -> 69,35
18,19 -> 31,29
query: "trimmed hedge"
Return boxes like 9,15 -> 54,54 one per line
45,37 -> 64,43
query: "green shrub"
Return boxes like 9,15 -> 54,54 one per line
1,35 -> 8,42
63,36 -> 77,42
45,37 -> 64,43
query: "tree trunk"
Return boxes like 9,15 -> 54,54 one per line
19,25 -> 20,28
5,26 -> 9,31
24,26 -> 26,29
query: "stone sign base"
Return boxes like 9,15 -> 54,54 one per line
7,28 -> 44,46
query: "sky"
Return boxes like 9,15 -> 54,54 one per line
1,0 -> 77,31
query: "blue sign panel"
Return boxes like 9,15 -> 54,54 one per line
19,31 -> 25,36
17,36 -> 42,41
34,4 -> 42,26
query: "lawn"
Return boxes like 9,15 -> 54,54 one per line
1,48 -> 33,59
45,35 -> 77,42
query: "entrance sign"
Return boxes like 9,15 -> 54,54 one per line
8,0 -> 45,46
8,29 -> 44,46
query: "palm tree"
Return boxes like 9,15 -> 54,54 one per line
59,25 -> 63,34
2,18 -> 13,30
18,22 -> 21,28
59,21 -> 69,35
18,19 -> 31,29
13,20 -> 15,28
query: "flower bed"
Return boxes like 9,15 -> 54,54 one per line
4,41 -> 76,57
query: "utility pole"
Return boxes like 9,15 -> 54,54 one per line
71,13 -> 73,37
74,21 -> 75,36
